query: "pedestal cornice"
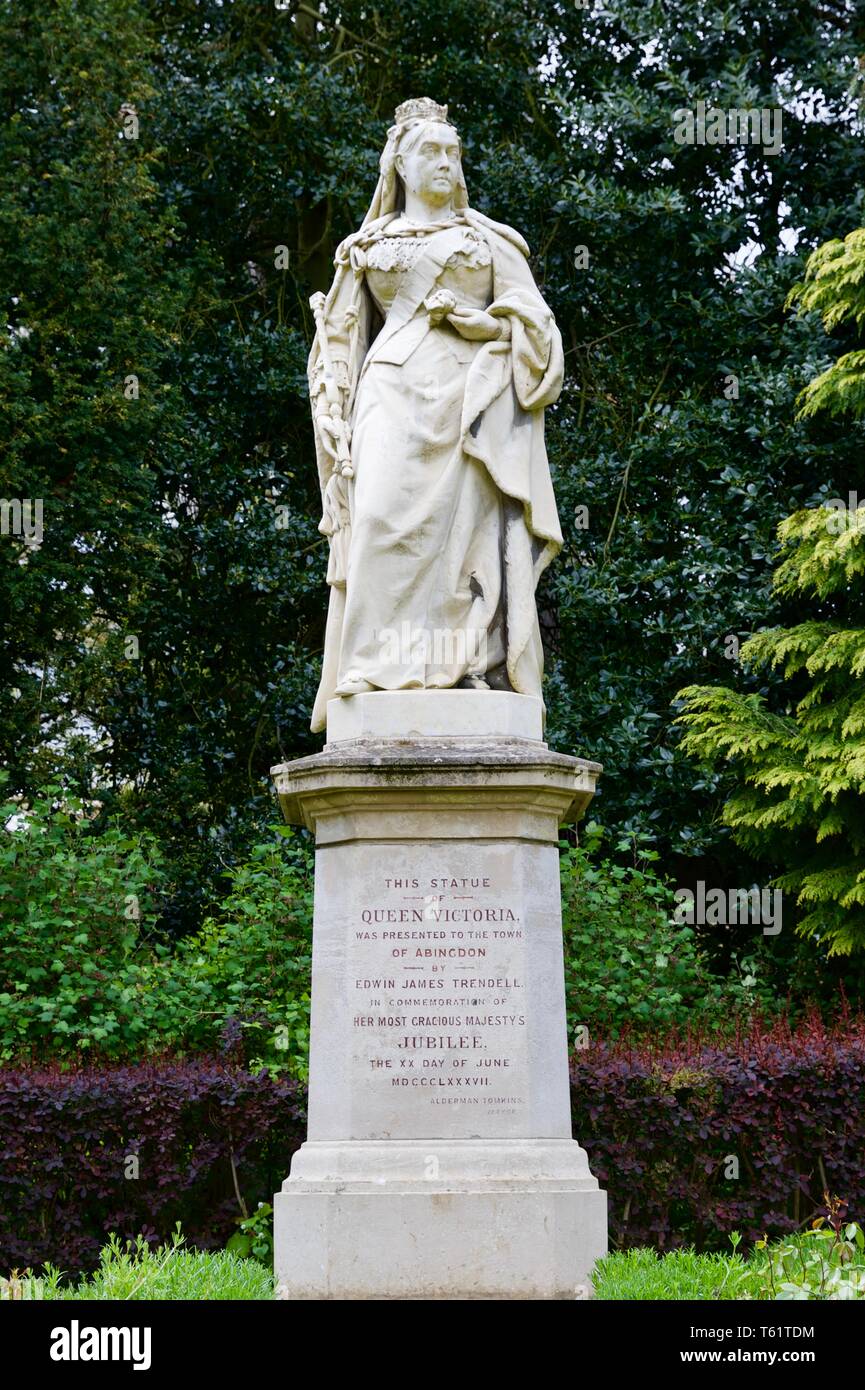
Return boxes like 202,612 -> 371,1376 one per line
271,737 -> 602,844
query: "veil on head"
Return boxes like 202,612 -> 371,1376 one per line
361,97 -> 469,227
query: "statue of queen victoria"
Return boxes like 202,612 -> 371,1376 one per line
308,97 -> 564,734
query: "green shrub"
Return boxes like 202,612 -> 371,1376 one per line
0,779 -> 166,1059
562,826 -> 775,1039
0,778 -> 313,1075
3,781 -> 786,1068
225,1202 -> 274,1265
743,1211 -> 865,1301
161,834 -> 313,1078
677,503 -> 865,957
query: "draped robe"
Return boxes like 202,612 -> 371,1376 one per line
308,208 -> 564,734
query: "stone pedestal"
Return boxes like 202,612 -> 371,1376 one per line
271,691 -> 607,1299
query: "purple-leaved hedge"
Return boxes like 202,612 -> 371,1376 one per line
572,1009 -> 865,1250
0,1059 -> 305,1275
3,1013 -> 864,1274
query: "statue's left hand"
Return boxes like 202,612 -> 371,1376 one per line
446,306 -> 505,341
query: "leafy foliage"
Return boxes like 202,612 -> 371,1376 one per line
593,1220 -> 865,1300
677,505 -> 865,955
788,228 -> 865,419
0,1060 -> 305,1276
0,778 -> 313,1071
0,778 -> 167,1056
562,826 -> 776,1038
676,205 -> 865,957
6,1015 -> 865,1273
572,1011 -> 865,1252
168,834 -> 313,1078
225,1202 -> 274,1267
746,1206 -> 865,1300
9,1220 -> 862,1299
3,776 -> 782,1064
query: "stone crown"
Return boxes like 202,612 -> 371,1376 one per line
394,97 -> 449,126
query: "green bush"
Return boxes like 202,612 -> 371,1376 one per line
745,1213 -> 865,1301
225,1202 -> 274,1265
0,779 -> 166,1058
165,834 -> 313,1078
0,779 -> 313,1076
562,826 -> 777,1040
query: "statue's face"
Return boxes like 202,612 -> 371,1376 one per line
396,122 -> 461,208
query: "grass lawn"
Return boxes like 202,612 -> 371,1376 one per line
3,1227 -> 864,1300
2,1235 -> 273,1301
594,1247 -> 750,1300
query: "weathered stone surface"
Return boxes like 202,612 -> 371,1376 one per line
273,750 -> 599,841
274,1186 -> 606,1300
307,98 -> 565,733
272,691 -> 607,1299
325,690 -> 545,743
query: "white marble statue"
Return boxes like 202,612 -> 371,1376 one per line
308,97 -> 564,733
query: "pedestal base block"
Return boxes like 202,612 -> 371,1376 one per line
274,1186 -> 606,1300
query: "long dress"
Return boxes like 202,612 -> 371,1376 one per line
308,210 -> 564,733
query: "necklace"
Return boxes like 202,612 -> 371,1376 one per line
397,211 -> 461,232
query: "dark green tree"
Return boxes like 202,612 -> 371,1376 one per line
678,218 -> 865,956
